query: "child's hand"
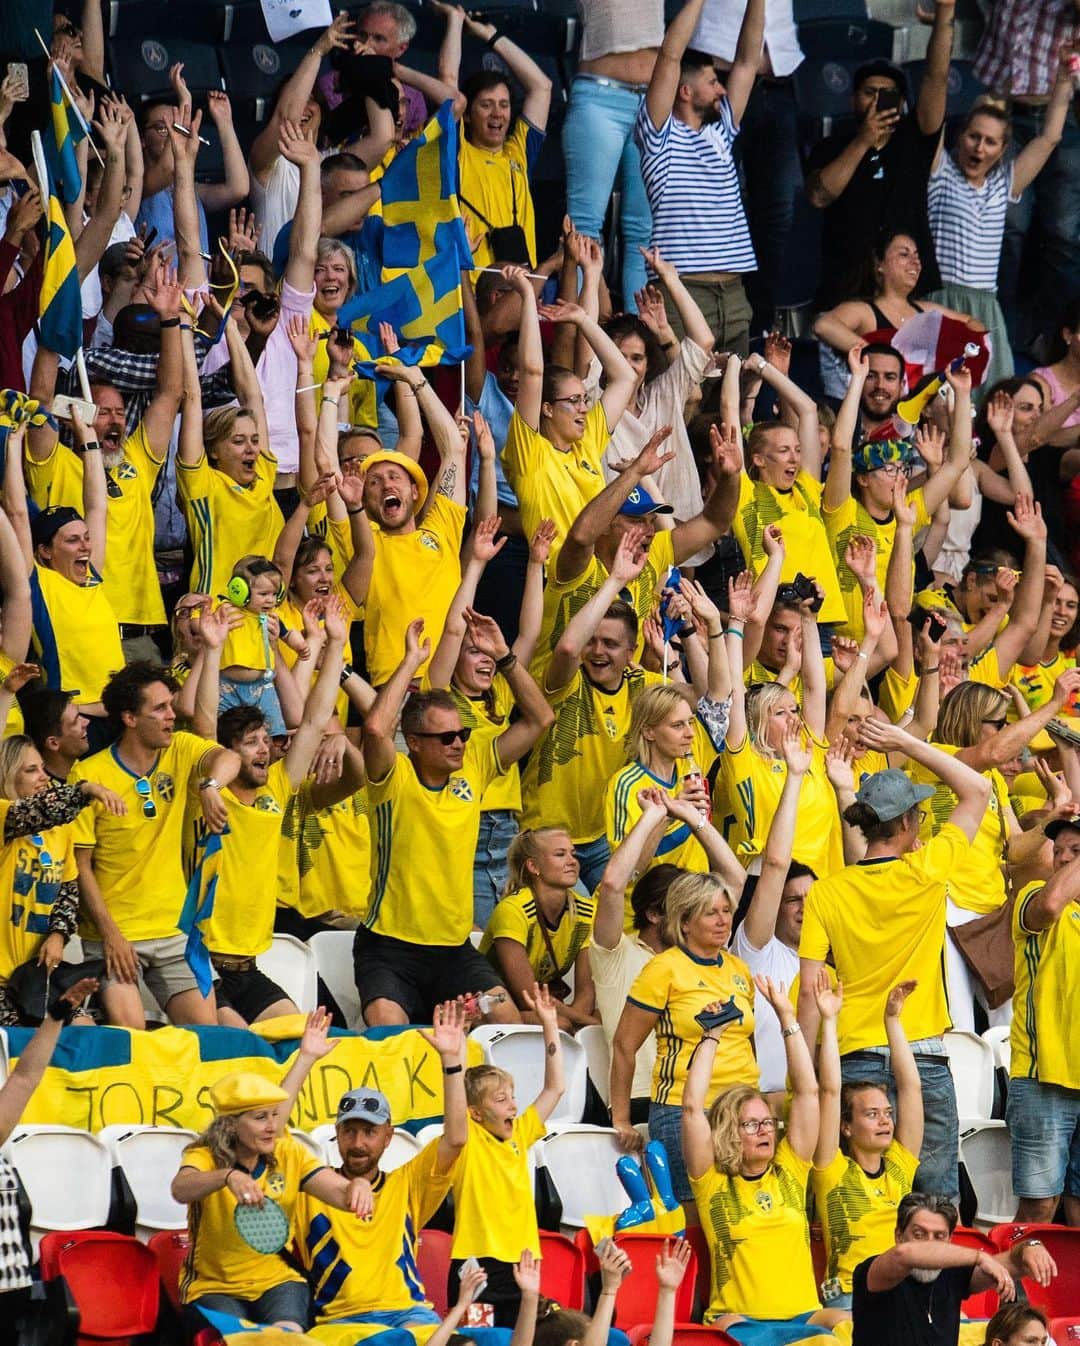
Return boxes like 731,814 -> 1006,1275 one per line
598,1239 -> 632,1294
521,981 -> 559,1032
513,1248 -> 541,1298
265,613 -> 282,642
655,1236 -> 692,1291
456,1263 -> 487,1310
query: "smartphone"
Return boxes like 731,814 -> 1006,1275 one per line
460,1256 -> 488,1302
695,996 -> 744,1033
5,63 -> 29,101
143,226 -> 159,250
874,87 -> 902,113
51,393 -> 98,427
596,1236 -> 615,1259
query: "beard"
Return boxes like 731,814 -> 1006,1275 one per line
910,1267 -> 942,1284
102,444 -> 126,472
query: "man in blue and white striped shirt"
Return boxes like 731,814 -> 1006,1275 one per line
633,0 -> 763,358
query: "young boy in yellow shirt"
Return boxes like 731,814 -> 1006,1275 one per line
449,982 -> 565,1325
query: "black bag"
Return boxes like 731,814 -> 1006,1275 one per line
5,957 -> 105,1025
460,172 -> 532,266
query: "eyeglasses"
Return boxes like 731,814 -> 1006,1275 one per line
412,727 -> 473,745
30,834 -> 54,869
874,462 -> 911,479
982,717 -> 1007,730
134,776 -> 157,819
554,395 -> 588,409
739,1117 -> 779,1134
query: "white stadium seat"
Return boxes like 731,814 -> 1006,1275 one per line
470,1024 -> 588,1123
256,934 -> 318,1013
5,1126 -> 112,1244
309,930 -> 363,1029
959,1120 -> 1016,1227
576,1024 -> 611,1106
98,1124 -> 197,1233
944,1031 -> 996,1122
309,1123 -> 423,1171
536,1125 -> 629,1227
289,1128 -> 326,1163
982,1024 -> 1011,1075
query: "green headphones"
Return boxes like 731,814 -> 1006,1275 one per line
225,561 -> 286,608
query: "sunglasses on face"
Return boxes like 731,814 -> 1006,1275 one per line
413,727 -> 472,746
982,717 -> 1007,730
134,776 -> 157,819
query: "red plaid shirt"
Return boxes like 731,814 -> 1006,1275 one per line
974,0 -> 1076,96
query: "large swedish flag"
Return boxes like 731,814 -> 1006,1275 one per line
44,67 -> 88,206
36,146 -> 83,359
338,101 -> 473,371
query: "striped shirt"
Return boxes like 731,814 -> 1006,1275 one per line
927,153 -> 1018,291
634,99 -> 756,274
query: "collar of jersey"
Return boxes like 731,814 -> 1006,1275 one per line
856,855 -> 897,866
110,744 -> 161,780
635,760 -> 677,789
677,943 -> 723,967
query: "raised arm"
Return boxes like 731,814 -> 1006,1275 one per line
823,345 -> 866,511
0,505 -> 31,662
858,718 -> 992,839
725,0 -> 765,125
512,520 -> 556,666
742,730 -> 809,951
222,312 -> 270,461
198,93 -> 249,213
425,517 -> 504,688
461,12 -> 551,131
920,364 -> 973,516
525,983 -> 565,1119
546,531 -> 648,692
1014,55 -> 1073,192
798,600 -> 827,739
758,976 -> 818,1159
361,618 -> 430,782
812,970 -> 844,1167
744,347 -> 822,478
917,0 -> 956,136
645,0 -> 709,130
141,262 -> 185,453
71,410 -> 107,575
509,267 -> 544,430
643,248 -> 714,355
468,614 -> 554,767
178,321 -> 204,467
167,105 -> 206,291
594,789 -> 669,950
885,980 -> 925,1157
281,118 -> 322,294
282,597 -> 348,788
989,494 -> 1049,673
74,100 -> 126,283
538,298 -> 637,429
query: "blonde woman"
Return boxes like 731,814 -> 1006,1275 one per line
610,871 -> 755,1207
0,736 -> 123,1023
479,827 -> 599,1031
682,973 -> 847,1339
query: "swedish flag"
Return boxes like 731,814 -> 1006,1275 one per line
178,825 -> 229,998
44,68 -> 88,206
338,100 -> 473,370
37,160 -> 83,359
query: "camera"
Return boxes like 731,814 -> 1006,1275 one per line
776,572 -> 823,612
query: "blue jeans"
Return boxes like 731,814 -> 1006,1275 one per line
1007,1075 -> 1080,1199
841,1039 -> 959,1202
648,1101 -> 692,1203
562,77 -> 652,307
191,1281 -> 310,1328
1000,104 -> 1080,348
574,834 -> 611,896
473,808 -> 519,929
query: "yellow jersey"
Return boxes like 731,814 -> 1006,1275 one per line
179,1134 -> 324,1302
0,652 -> 24,738
30,562 -> 124,707
1014,651 -> 1080,715
296,1139 -> 457,1321
364,494 -> 466,688
278,783 -> 370,921
1011,879 -> 1080,1090
968,644 -> 1008,689
852,748 -> 890,790
459,119 -> 542,273
177,452 -> 285,599
220,604 -> 277,674
743,659 -> 837,702
71,731 -> 216,942
627,944 -> 757,1107
450,1106 -> 546,1261
310,309 -> 377,431
733,471 -> 845,625
25,426 -> 166,626
823,489 -> 930,641
877,664 -> 919,723
812,1141 -> 919,1294
520,667 -> 664,843
692,1140 -> 819,1321
799,824 -> 970,1054
908,744 -> 1009,915
446,677 -> 521,815
503,405 -> 608,546
0,801 -> 77,983
192,760 -> 295,957
715,738 -> 843,879
480,886 -> 595,983
365,738 -> 503,945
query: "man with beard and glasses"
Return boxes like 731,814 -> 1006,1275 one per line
294,1005 -> 467,1333
851,1193 -> 1056,1346
633,0 -> 762,358
25,264 -> 184,665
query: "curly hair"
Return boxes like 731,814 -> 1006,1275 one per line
707,1083 -> 767,1176
186,1115 -> 280,1175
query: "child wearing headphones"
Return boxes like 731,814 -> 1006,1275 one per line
217,555 -> 308,736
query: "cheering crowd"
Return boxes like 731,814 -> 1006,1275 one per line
0,0 -> 1078,1342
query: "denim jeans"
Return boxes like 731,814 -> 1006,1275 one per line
562,77 -> 653,307
648,1100 -> 693,1202
191,1280 -> 310,1328
841,1038 -> 959,1202
473,808 -> 519,929
574,834 -> 612,895
999,104 -> 1080,349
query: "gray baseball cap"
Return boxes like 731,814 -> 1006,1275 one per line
336,1087 -> 392,1126
854,768 -> 934,823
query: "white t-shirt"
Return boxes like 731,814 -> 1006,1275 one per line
730,925 -> 799,1093
691,0 -> 804,78
249,153 -> 301,264
590,932 -> 657,1101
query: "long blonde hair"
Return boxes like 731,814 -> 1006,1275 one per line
746,682 -> 801,758
624,684 -> 696,767
707,1083 -> 766,1175
0,735 -> 33,801
935,682 -> 1008,749
661,871 -> 733,947
504,827 -> 572,895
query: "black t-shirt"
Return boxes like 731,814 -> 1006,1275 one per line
971,442 -> 1069,569
808,114 -> 942,308
852,1257 -> 972,1346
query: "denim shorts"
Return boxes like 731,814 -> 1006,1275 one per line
1007,1075 -> 1080,1198
220,671 -> 287,737
648,1101 -> 692,1203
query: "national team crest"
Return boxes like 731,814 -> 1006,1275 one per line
755,1190 -> 773,1213
156,773 -> 175,802
419,533 -> 440,553
267,1170 -> 286,1196
449,777 -> 473,802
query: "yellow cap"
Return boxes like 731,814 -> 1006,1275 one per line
361,450 -> 429,514
209,1071 -> 289,1117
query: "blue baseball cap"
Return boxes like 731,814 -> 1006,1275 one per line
336,1087 -> 392,1126
854,768 -> 934,823
619,486 -> 674,518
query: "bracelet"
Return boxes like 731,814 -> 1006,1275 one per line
922,666 -> 939,674
347,506 -> 364,516
856,651 -> 868,662
486,30 -> 502,48
323,396 -> 340,407
80,441 -> 101,452
495,651 -> 518,673
339,663 -> 355,685
727,628 -> 744,640
443,1064 -> 463,1075
676,624 -> 695,640
179,324 -> 192,332
707,631 -> 725,641
661,339 -> 678,351
159,317 -> 181,329
781,1022 -> 802,1038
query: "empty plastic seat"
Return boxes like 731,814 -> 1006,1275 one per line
97,1124 -> 197,1232
989,1226 -> 1080,1319
6,1126 -> 112,1240
310,930 -> 363,1029
418,1227 -> 451,1316
797,18 -> 895,61
538,1229 -> 586,1310
289,1128 -> 326,1163
107,37 -> 223,102
959,1121 -> 1015,1227
109,0 -> 231,42
953,1226 -> 999,1317
793,57 -> 862,135
612,1232 -> 697,1328
218,39 -> 311,118
309,1123 -> 423,1172
946,1031 -> 997,1121
39,1229 -> 160,1346
902,58 -> 986,122
1052,1318 -> 1080,1344
256,932 -> 318,1013
535,1126 -> 628,1228
576,1024 -> 611,1106
148,1229 -> 190,1313
471,1024 -> 588,1123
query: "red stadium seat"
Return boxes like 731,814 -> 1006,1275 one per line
953,1227 -> 999,1317
417,1228 -> 452,1317
148,1230 -> 190,1315
685,1224 -> 711,1315
612,1233 -> 697,1329
1051,1319 -> 1080,1344
987,1225 -> 1080,1318
538,1230 -> 586,1310
39,1231 -> 160,1346
627,1327 -> 738,1346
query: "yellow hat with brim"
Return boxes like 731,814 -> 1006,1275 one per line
361,450 -> 428,514
209,1071 -> 289,1117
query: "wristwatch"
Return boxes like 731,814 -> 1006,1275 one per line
198,777 -> 220,791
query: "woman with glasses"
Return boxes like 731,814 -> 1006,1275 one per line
895,675 -> 1080,1030
0,736 -> 123,1025
811,979 -> 924,1312
681,973 -> 847,1339
611,870 -> 755,1207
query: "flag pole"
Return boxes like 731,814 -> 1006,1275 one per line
459,360 -> 465,416
33,28 -> 105,167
